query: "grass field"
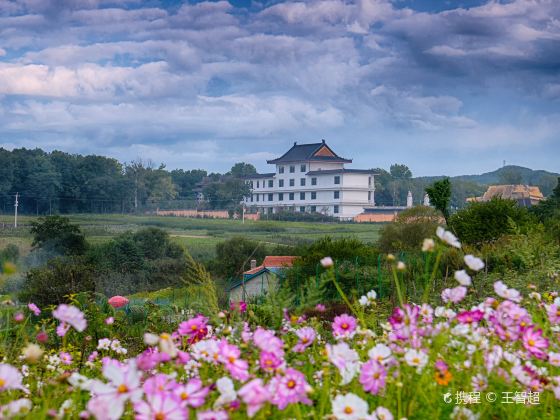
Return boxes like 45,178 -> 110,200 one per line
0,214 -> 383,261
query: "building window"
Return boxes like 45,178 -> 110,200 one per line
268,180 -> 273,188
334,205 -> 339,214
368,191 -> 371,201
311,177 -> 317,186
278,193 -> 284,201
310,205 -> 316,213
300,178 -> 306,186
268,207 -> 273,214
268,193 -> 273,201
279,166 -> 284,174
289,179 -> 295,187
289,165 -> 295,173
289,193 -> 294,200
334,175 -> 341,184
334,191 -> 340,199
257,181 -> 260,188
299,206 -> 305,212
279,179 -> 284,187
256,194 -> 259,202
311,192 -> 317,200
250,181 -> 254,188
251,195 -> 254,202
300,192 -> 305,200
300,164 -> 306,172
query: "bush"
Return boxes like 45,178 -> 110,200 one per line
213,236 -> 268,279
448,198 -> 538,245
377,206 -> 442,253
19,256 -> 95,306
30,215 -> 87,256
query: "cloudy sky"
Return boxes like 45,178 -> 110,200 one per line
0,0 -> 559,176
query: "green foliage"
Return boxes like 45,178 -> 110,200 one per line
425,178 -> 451,222
30,215 -> 87,255
377,206 -> 442,253
498,166 -> 523,184
449,198 -> 538,245
228,162 -> 257,178
389,163 -> 412,179
19,256 -> 95,306
265,210 -> 338,222
213,236 -> 268,279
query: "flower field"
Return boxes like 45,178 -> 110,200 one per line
0,228 -> 559,419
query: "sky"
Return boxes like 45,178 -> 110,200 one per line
0,0 -> 559,176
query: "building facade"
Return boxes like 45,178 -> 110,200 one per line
243,140 -> 375,220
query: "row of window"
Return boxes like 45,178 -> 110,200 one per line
260,205 -> 340,214
252,175 -> 341,189
278,164 -> 307,174
249,191 -> 340,202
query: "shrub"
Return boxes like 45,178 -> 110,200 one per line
213,236 -> 268,279
29,215 -> 87,256
448,198 -> 538,245
19,256 -> 95,306
377,206 -> 442,253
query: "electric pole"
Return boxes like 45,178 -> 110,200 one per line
14,192 -> 18,228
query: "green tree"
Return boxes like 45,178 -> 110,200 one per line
449,198 -> 537,245
228,162 -> 257,178
214,236 -> 268,279
426,178 -> 452,223
498,167 -> 523,185
30,215 -> 87,255
390,164 -> 412,179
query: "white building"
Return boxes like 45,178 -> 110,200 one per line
243,140 -> 375,220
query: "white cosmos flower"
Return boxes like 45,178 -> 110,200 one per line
464,255 -> 484,271
358,296 -> 369,306
320,257 -> 334,268
331,393 -> 369,420
436,227 -> 461,248
493,281 -> 521,302
214,377 -> 237,408
404,349 -> 428,370
454,270 -> 472,286
368,344 -> 392,365
422,238 -> 435,252
451,406 -> 479,420
143,333 -> 159,346
374,406 -> 394,420
326,343 -> 360,385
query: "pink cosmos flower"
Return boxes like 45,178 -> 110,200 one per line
56,323 -> 71,337
269,368 -> 311,410
143,373 -> 176,395
259,351 -> 284,373
36,331 -> 48,343
197,410 -> 229,420
315,304 -> 326,312
292,327 -> 316,353
457,309 -> 484,324
332,314 -> 357,340
522,326 -> 549,360
441,286 -> 467,304
134,392 -> 187,420
0,364 -> 25,392
359,359 -> 387,395
546,304 -> 560,324
60,352 -> 73,365
238,378 -> 271,417
105,317 -> 114,325
217,339 -> 250,381
27,303 -> 41,316
230,301 -> 247,313
173,378 -> 209,408
13,312 -> 24,322
252,328 -> 284,357
178,315 -> 208,344
108,296 -> 129,308
53,304 -> 87,332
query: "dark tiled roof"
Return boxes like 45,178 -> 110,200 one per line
267,140 -> 351,164
243,172 -> 275,179
306,169 -> 376,176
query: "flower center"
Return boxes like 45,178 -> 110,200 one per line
528,339 -> 535,346
373,372 -> 381,379
341,323 -> 348,330
191,325 -> 198,331
228,356 -> 236,363
302,338 -> 309,343
344,406 -> 353,414
117,384 -> 128,394
160,333 -> 169,340
287,380 -> 296,389
0,378 -> 5,388
181,392 -> 189,400
412,357 -> 420,364
155,412 -> 166,420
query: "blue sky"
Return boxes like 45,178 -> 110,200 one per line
0,0 -> 558,176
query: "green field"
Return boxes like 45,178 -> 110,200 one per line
0,214 -> 382,261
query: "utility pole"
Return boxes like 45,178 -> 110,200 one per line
14,192 -> 18,228
242,204 -> 245,224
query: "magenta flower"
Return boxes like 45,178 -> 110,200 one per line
59,352 -> 73,365
332,314 -> 357,340
218,339 -> 250,381
53,304 -> 87,332
457,309 -> 484,324
441,286 -> 467,304
27,303 -> 41,316
134,392 -> 187,420
359,359 -> 387,395
178,315 -> 208,343
230,301 -> 247,313
292,327 -> 316,353
522,326 -> 549,360
269,368 -> 311,410
13,312 -> 24,322
173,378 -> 209,408
259,351 -> 284,373
238,378 -> 271,417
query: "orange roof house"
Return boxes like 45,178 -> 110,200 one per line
467,185 -> 544,207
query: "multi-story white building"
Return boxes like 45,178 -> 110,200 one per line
243,140 -> 375,220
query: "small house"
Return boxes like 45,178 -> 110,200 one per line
229,256 -> 297,301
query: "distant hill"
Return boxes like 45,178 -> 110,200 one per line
417,165 -> 560,197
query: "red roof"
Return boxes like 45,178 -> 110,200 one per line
243,256 -> 297,275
